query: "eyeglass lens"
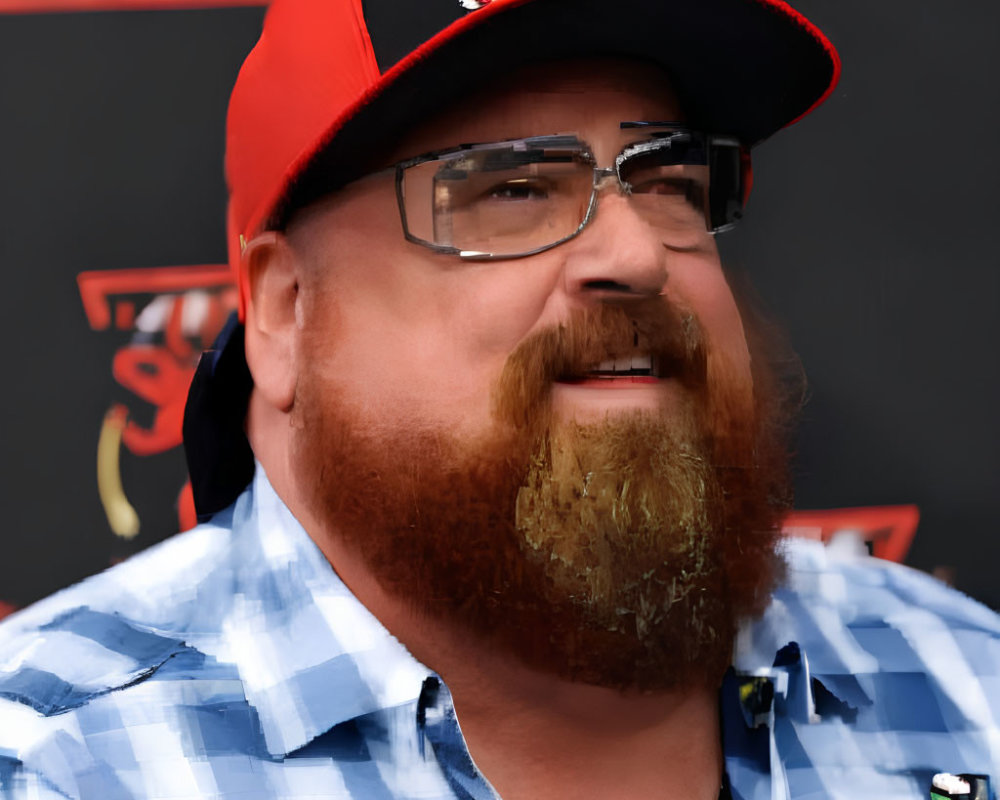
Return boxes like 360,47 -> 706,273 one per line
399,134 -> 743,258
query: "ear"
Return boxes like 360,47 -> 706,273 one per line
243,232 -> 299,412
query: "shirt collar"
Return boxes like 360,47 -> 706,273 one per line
222,466 -> 433,757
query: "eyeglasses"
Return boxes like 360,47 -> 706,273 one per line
392,123 -> 751,260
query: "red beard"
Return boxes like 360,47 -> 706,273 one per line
293,298 -> 790,691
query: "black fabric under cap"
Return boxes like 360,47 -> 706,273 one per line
183,313 -> 255,521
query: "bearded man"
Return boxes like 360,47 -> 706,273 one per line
1,0 -> 997,798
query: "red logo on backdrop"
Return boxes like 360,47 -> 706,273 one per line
782,505 -> 919,563
77,265 -> 238,539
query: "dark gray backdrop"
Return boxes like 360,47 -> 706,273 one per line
0,1 -> 997,610
722,0 -> 1000,608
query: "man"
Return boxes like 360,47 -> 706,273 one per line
1,0 -> 997,798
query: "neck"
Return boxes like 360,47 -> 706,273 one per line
275,480 -> 724,800
437,650 -> 724,800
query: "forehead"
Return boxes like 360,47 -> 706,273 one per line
387,59 -> 683,162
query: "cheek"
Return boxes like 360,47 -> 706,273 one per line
702,291 -> 755,423
289,178 -> 581,431
667,261 -> 753,394
705,290 -> 752,381
443,261 -> 559,357
297,254 -> 557,434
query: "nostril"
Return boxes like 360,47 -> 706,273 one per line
582,279 -> 631,292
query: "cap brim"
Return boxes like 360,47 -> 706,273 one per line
277,0 -> 839,225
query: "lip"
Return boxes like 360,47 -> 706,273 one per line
559,352 -> 667,386
550,375 -> 679,420
556,376 -> 661,388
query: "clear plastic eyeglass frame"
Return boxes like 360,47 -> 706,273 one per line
391,122 -> 751,260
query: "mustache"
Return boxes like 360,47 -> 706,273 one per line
493,297 -> 708,428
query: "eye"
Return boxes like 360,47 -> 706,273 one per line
485,178 -> 550,201
631,176 -> 706,211
631,177 -> 692,196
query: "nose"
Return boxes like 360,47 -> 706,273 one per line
560,179 -> 669,302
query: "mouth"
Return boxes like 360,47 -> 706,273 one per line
558,353 -> 664,385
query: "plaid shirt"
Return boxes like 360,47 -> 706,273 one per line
1,469 -> 997,799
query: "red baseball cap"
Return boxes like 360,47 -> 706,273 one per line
225,0 -> 840,317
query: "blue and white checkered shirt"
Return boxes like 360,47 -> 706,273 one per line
1,468 -> 998,799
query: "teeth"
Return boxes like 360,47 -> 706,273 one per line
589,354 -> 655,375
631,354 -> 652,372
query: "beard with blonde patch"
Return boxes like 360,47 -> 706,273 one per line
293,299 -> 789,690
